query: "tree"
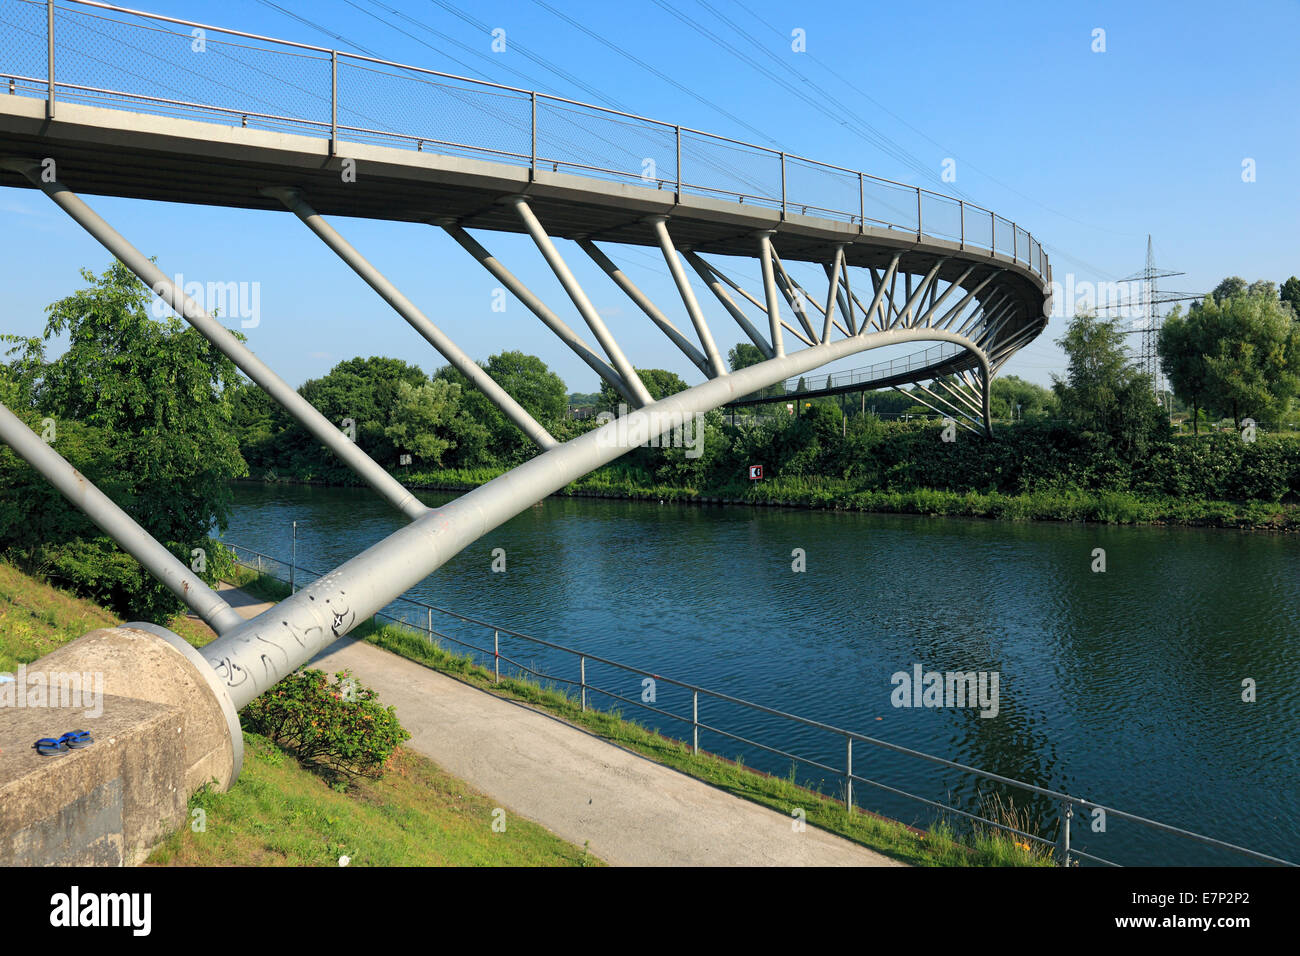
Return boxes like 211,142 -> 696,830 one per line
1,260 -> 247,619
1157,305 -> 1215,435
727,342 -> 766,372
1280,276 -> 1300,317
436,351 -> 567,467
1051,312 -> 1166,455
596,367 -> 688,411
383,378 -> 461,466
1212,276 -> 1248,301
292,356 -> 429,467
1193,290 -> 1300,428
989,375 -> 1057,420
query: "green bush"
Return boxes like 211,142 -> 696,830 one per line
242,669 -> 410,779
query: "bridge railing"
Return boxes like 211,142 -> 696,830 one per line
0,0 -> 1048,280
221,540 -> 1292,868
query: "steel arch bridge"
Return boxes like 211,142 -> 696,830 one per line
0,1 -> 1052,742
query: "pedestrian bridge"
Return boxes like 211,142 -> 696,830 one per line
0,1 -> 1052,755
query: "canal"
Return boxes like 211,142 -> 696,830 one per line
221,482 -> 1300,866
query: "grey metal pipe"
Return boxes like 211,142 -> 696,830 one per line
861,253 -> 900,334
1,162 -> 429,521
442,225 -> 635,404
509,197 -> 654,407
756,231 -> 785,357
265,189 -> 557,452
683,251 -> 775,359
0,402 -> 246,635
821,245 -> 844,343
577,238 -> 711,376
646,217 -> 727,378
203,325 -> 992,709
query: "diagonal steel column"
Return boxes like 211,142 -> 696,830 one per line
266,189 -> 557,452
939,270 -> 1003,331
439,224 -> 636,405
891,259 -> 946,329
645,217 -> 727,378
684,252 -> 775,359
509,197 -> 654,407
860,253 -> 900,333
769,249 -> 820,342
821,245 -> 845,342
203,326 -> 992,709
578,238 -> 710,377
756,231 -> 785,357
3,161 -> 427,521
0,402 -> 246,635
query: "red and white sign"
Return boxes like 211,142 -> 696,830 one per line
748,464 -> 763,480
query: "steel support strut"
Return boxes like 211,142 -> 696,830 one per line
265,188 -> 557,451
1,160 -> 427,520
440,225 -> 636,404
646,216 -> 727,378
203,326 -> 994,709
509,197 -> 654,407
0,402 -> 246,635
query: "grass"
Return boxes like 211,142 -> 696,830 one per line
231,565 -> 1055,867
147,732 -> 599,867
0,561 -> 600,867
0,560 -> 216,672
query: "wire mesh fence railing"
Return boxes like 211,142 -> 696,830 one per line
0,0 -> 1049,279
219,541 -> 1294,868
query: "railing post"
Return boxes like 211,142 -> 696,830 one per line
256,553 -> 262,575
45,0 -> 54,119
778,152 -> 788,218
858,172 -> 864,232
959,201 -> 965,250
990,210 -> 996,254
692,690 -> 699,755
1056,800 -> 1073,867
290,520 -> 297,594
494,629 -> 500,683
845,735 -> 853,810
530,91 -> 537,180
675,125 -> 681,202
579,655 -> 586,712
916,188 -> 922,240
1013,222 -> 1018,263
426,606 -> 432,640
329,49 -> 338,155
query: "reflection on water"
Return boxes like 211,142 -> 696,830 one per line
222,482 -> 1300,865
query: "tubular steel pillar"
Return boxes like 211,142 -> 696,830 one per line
683,252 -> 775,360
202,325 -> 992,709
646,216 -> 727,378
578,238 -> 711,376
0,403 -> 246,635
756,231 -> 785,357
2,161 -> 427,521
266,188 -> 557,451
509,196 -> 654,407
441,224 -> 635,403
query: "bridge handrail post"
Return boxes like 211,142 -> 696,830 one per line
494,629 -> 500,683
1013,222 -> 1018,263
46,0 -> 54,119
692,690 -> 699,755
675,124 -> 681,201
779,152 -> 786,219
580,655 -> 587,712
329,49 -> 337,155
845,734 -> 853,810
858,172 -> 864,232
959,201 -> 965,250
530,91 -> 537,180
1056,799 -> 1072,866
916,187 -> 922,240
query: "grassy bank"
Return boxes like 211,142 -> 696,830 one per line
231,566 -> 1055,867
0,561 -> 598,867
246,467 -> 1300,531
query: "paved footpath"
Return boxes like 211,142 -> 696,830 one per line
214,584 -> 903,867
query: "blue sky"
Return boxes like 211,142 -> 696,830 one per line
2,0 -> 1297,393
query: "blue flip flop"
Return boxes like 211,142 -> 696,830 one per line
34,737 -> 68,756
59,730 -> 94,750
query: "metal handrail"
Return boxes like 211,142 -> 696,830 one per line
222,541 -> 1294,868
3,0 -> 1049,280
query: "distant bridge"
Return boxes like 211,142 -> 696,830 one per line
0,1 -> 1051,737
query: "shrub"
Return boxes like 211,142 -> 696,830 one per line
242,669 -> 410,779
